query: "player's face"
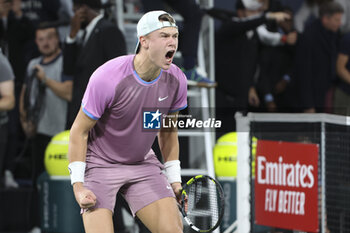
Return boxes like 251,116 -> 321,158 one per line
36,28 -> 60,57
146,27 -> 178,70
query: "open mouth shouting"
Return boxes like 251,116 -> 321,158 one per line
165,50 -> 175,64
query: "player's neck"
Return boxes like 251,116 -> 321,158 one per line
133,54 -> 161,82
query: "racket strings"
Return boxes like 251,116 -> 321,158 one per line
186,178 -> 222,230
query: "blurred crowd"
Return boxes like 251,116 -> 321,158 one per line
0,0 -> 350,232
213,0 -> 350,133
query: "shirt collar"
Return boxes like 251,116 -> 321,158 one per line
83,14 -> 104,43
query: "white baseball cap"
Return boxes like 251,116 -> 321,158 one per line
135,10 -> 178,53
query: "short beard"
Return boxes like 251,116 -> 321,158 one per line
43,47 -> 60,58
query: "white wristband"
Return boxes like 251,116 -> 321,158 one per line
164,160 -> 182,184
68,161 -> 86,185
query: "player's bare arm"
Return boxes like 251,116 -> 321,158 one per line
158,111 -> 182,201
68,107 -> 98,209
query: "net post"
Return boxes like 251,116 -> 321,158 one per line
321,121 -> 326,233
235,112 -> 251,233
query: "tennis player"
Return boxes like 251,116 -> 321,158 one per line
68,10 -> 187,233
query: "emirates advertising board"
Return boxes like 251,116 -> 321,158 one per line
255,140 -> 319,232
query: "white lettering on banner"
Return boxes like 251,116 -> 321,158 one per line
264,189 -> 305,215
278,190 -> 305,215
257,156 -> 314,188
265,189 -> 278,212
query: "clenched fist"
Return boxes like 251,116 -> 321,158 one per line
73,182 -> 97,209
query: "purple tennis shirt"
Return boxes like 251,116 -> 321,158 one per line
81,55 -> 187,165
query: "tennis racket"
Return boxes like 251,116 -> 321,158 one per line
180,175 -> 225,232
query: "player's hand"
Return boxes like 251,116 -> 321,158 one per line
171,182 -> 182,203
172,182 -> 188,212
73,182 -> 97,208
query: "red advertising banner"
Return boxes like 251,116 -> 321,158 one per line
255,140 -> 319,232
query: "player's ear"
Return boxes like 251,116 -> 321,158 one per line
140,36 -> 149,50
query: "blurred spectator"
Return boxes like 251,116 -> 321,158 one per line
0,0 -> 13,56
258,0 -> 284,34
0,49 -> 15,188
1,0 -> 34,189
140,0 -> 217,87
19,23 -> 72,233
2,0 -> 71,189
294,1 -> 343,113
336,0 -> 350,33
256,1 -> 296,47
206,0 -> 289,133
294,0 -> 332,33
295,0 -> 350,34
259,0 -> 283,11
20,23 -> 72,181
0,0 -> 34,85
256,8 -> 298,112
333,32 -> 350,115
63,0 -> 126,128
20,0 -> 73,64
21,0 -> 62,26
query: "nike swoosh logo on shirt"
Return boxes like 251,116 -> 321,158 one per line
158,96 -> 168,102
